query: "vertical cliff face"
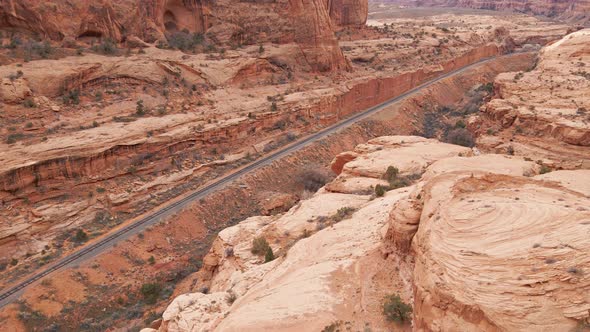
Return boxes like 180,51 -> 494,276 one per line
290,0 -> 349,71
392,0 -> 590,24
456,0 -> 590,21
0,0 -> 356,71
326,0 -> 368,27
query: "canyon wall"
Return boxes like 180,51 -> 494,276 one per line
326,0 -> 369,27
385,0 -> 590,25
0,46 -> 536,330
0,42 -> 515,266
0,44 -> 502,198
0,0 -> 361,71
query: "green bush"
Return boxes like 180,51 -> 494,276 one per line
23,98 -> 36,108
298,169 -> 331,192
92,38 -> 118,55
383,166 -> 399,184
383,294 -> 412,323
446,128 -> 475,147
73,229 -> 88,242
251,236 -> 271,256
375,184 -> 387,197
136,99 -> 145,116
25,40 -> 52,59
140,283 -> 161,304
331,207 -> 356,222
264,247 -> 275,263
166,30 -> 204,51
62,89 -> 80,105
6,133 -> 25,144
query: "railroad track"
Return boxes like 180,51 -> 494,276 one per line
0,54 -> 507,307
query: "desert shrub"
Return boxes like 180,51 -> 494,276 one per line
381,166 -> 415,190
10,258 -> 18,266
298,169 -> 331,192
136,99 -> 145,116
251,236 -> 271,256
73,229 -> 88,243
383,166 -> 399,183
264,247 -> 275,263
540,165 -> 551,174
375,184 -> 387,197
321,321 -> 343,332
25,40 -> 52,59
7,35 -> 21,49
6,132 -> 25,144
224,247 -> 234,257
8,70 -> 24,81
446,128 -> 475,147
23,98 -> 36,108
92,38 -> 118,55
301,229 -> 311,238
62,89 -> 80,105
167,30 -> 204,51
140,283 -> 161,304
422,112 -> 438,138
331,207 -> 356,222
148,256 -> 156,265
226,291 -> 237,305
383,294 -> 412,323
478,82 -> 494,93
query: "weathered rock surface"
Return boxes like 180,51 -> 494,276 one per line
156,129 -> 589,331
474,29 -> 590,168
410,169 -> 590,331
389,0 -> 590,25
155,137 -> 475,331
326,0 -> 368,27
0,0 -> 351,71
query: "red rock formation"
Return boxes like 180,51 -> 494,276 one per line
0,0 -> 352,71
391,0 -> 590,24
326,0 -> 368,27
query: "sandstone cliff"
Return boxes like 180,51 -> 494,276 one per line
326,0 -> 368,27
0,0 -> 359,71
147,29 -> 590,332
386,0 -> 590,25
150,135 -> 589,331
473,28 -> 590,168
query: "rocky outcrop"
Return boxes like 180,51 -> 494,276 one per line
0,42 -> 509,257
409,169 -> 590,331
154,133 -> 590,331
392,0 -> 590,24
155,136 -> 470,331
325,0 -> 368,28
455,0 -> 590,24
0,0 -> 351,72
473,29 -> 590,168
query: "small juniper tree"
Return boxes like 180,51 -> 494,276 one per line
264,247 -> 275,263
383,294 -> 412,323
